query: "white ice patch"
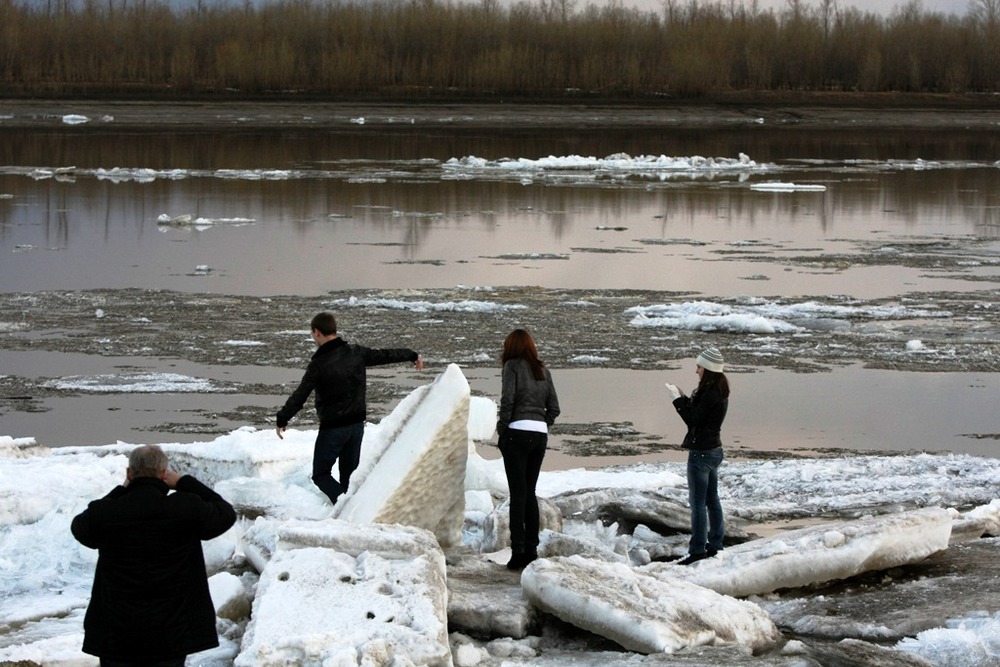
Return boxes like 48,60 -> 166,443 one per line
329,295 -> 526,313
43,372 -> 221,393
628,301 -> 803,334
897,611 -> 1000,665
628,298 -> 951,334
750,181 -> 827,192
443,152 -> 765,175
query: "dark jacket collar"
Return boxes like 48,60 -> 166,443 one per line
127,476 -> 170,494
313,337 -> 347,358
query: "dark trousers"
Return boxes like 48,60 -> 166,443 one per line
311,422 -> 365,503
100,658 -> 185,667
499,428 -> 548,554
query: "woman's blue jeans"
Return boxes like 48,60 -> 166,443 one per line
687,448 -> 725,555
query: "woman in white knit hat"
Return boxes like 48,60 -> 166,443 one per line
664,347 -> 729,565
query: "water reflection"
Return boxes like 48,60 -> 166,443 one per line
1,126 -> 999,297
3,125 -> 1000,166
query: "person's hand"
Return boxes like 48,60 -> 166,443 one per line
414,355 -> 424,371
276,426 -> 285,440
665,383 -> 682,400
162,469 -> 182,489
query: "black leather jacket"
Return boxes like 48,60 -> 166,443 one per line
277,337 -> 418,429
497,357 -> 560,435
672,384 -> 728,450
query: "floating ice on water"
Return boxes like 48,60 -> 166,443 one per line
569,355 -> 611,364
750,181 -> 827,192
42,372 -> 222,393
157,213 -> 193,225
627,299 -> 951,335
443,152 -> 766,175
330,296 -> 526,313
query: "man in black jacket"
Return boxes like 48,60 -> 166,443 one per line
276,311 -> 423,504
71,444 -> 236,667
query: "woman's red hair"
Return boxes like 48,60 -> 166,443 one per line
501,329 -> 546,380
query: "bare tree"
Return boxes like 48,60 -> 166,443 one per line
785,0 -> 804,22
662,0 -> 678,22
554,0 -> 575,21
969,0 -> 1000,26
819,0 -> 836,38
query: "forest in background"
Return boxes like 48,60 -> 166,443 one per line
1,0 -> 999,98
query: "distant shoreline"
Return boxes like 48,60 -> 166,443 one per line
1,92 -> 999,130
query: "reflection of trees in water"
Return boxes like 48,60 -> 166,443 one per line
648,169 -> 1000,239
3,127 -> 1000,257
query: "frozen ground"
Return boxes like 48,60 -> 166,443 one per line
2,392 -> 1000,666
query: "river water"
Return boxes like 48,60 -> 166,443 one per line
1,104 -> 999,465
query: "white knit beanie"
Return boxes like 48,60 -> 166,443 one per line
696,347 -> 724,373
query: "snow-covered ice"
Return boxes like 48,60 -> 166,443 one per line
645,507 -> 952,597
522,555 -> 782,654
2,364 -> 1000,666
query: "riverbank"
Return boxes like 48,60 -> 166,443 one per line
2,93 -> 1000,131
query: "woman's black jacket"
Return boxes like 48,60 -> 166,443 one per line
672,384 -> 728,450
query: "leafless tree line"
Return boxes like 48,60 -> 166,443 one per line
1,0 -> 998,96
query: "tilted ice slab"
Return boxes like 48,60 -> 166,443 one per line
334,363 -> 470,547
644,507 -> 952,598
521,555 -> 781,655
235,521 -> 451,667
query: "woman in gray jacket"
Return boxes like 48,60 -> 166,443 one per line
497,329 -> 560,570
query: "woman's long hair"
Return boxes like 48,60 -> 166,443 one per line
696,369 -> 730,399
501,329 -> 546,381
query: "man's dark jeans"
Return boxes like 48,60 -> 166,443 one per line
499,428 -> 548,553
100,658 -> 185,667
312,422 -> 365,503
687,447 -> 725,555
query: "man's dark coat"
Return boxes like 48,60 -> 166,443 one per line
71,475 -> 236,661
